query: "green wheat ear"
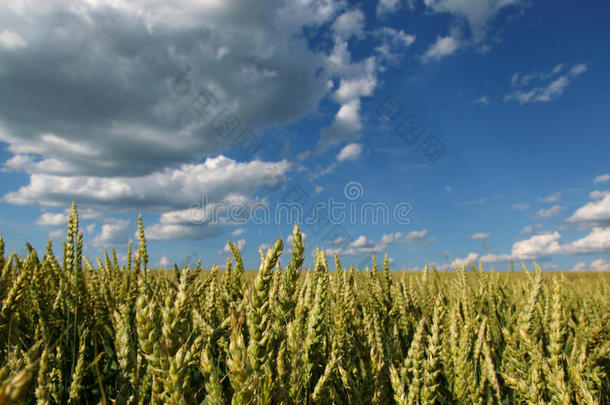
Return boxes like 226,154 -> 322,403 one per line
137,214 -> 148,271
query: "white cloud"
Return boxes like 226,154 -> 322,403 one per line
377,27 -> 416,47
49,229 -> 64,240
456,226 -> 610,264
159,256 -> 170,268
538,192 -> 561,203
570,64 -> 588,76
287,232 -> 307,245
550,64 -> 564,75
376,0 -> 401,16
220,239 -> 246,254
4,155 -> 288,212
144,194 -> 255,241
0,0 -> 338,181
374,27 -> 416,63
36,209 -> 101,227
1,0 -> 373,247
36,212 -> 68,227
473,96 -> 490,105
537,205 -> 565,219
0,30 -> 27,50
93,219 -> 131,248
311,9 -> 380,153
452,252 -> 480,267
565,227 -> 610,254
567,192 -> 610,223
231,228 -> 247,236
505,63 -> 588,104
470,232 -> 490,240
351,235 -> 372,249
309,162 -> 338,180
572,258 -> 610,272
590,190 -> 610,200
332,9 -> 365,39
337,143 -> 362,161
332,76 -> 377,105
318,100 -> 363,151
216,46 -> 230,59
421,35 -> 460,62
316,35 -> 378,152
317,63 -> 377,152
314,186 -> 324,194
594,174 -> 610,184
423,0 -> 520,43
511,232 -> 562,258
327,229 -> 430,257
521,223 -> 543,235
512,203 -> 530,211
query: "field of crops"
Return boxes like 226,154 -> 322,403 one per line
0,205 -> 609,404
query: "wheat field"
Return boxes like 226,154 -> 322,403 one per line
0,204 -> 608,404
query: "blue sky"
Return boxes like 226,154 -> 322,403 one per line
1,0 -> 609,270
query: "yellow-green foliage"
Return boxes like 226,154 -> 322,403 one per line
0,208 -> 609,404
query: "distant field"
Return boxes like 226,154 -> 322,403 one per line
148,267 -> 610,282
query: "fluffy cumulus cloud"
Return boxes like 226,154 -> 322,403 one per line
505,63 -> 588,104
453,226 -> 610,265
219,238 -> 246,254
567,191 -> 610,223
287,232 -> 307,246
538,192 -> 561,203
376,0 -> 402,16
317,64 -> 377,152
451,191 -> 610,265
93,219 -> 131,247
36,212 -> 68,227
158,256 -> 170,268
421,35 -> 460,62
572,259 -> 610,272
0,0 -> 386,208
1,0 -> 385,243
594,174 -> 610,184
537,205 -> 565,219
144,193 -> 260,241
4,155 -> 289,211
327,229 -> 430,257
316,6 -> 380,153
0,0 -> 338,178
521,223 -> 543,235
336,143 -> 362,161
565,227 -> 610,255
374,27 -> 416,62
424,0 -> 520,41
422,0 -> 521,56
332,9 -> 365,39
5,155 -> 288,241
452,252 -> 480,267
473,96 -> 490,105
0,30 -> 27,50
231,228 -> 247,237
